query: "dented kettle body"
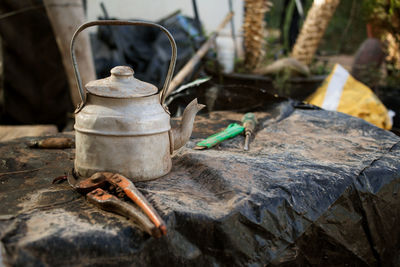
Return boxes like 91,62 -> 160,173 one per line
74,93 -> 172,181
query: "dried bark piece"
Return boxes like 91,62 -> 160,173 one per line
291,0 -> 341,65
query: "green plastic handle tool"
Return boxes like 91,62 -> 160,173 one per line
194,123 -> 245,149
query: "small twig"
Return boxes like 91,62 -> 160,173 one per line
52,175 -> 67,184
0,168 -> 42,177
0,3 -> 82,21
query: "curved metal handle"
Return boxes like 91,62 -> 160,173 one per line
70,20 -> 177,111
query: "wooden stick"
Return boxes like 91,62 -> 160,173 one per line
163,12 -> 234,100
44,0 -> 96,106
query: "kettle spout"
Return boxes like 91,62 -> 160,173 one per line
171,98 -> 205,151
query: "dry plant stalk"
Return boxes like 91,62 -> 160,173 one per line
291,0 -> 341,65
243,0 -> 272,70
364,0 -> 400,70
385,33 -> 400,69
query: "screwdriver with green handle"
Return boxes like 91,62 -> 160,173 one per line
242,113 -> 257,151
194,123 -> 244,149
194,113 -> 257,150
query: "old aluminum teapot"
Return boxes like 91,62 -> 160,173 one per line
71,20 -> 204,181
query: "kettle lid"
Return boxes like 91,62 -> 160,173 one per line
85,66 -> 158,98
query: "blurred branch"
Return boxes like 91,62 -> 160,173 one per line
0,3 -> 81,21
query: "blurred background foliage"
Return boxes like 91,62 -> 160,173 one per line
266,0 -> 367,55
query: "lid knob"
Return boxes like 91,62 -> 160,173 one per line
110,66 -> 134,79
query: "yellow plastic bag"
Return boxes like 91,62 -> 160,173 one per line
307,64 -> 392,130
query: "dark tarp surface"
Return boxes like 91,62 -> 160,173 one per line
0,99 -> 400,266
